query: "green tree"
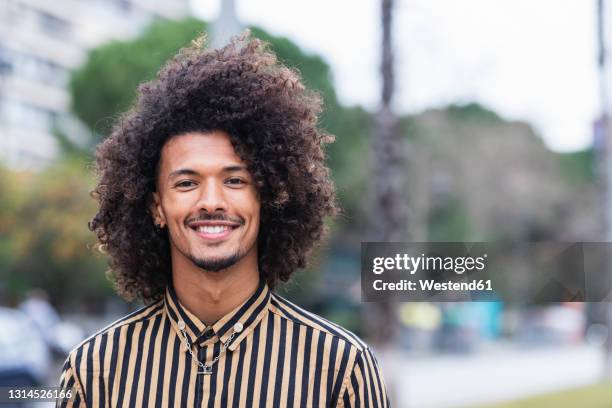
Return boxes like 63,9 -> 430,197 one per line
0,160 -> 112,308
70,18 -> 207,139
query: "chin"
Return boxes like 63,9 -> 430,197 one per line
189,250 -> 244,271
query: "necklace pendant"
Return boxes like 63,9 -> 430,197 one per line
198,366 -> 213,375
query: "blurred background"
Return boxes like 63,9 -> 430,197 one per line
0,0 -> 611,406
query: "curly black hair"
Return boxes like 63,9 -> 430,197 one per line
89,32 -> 340,302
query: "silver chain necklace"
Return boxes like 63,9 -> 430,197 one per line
178,321 -> 243,375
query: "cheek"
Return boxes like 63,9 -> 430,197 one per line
242,205 -> 260,237
164,193 -> 196,218
250,201 -> 261,227
235,188 -> 260,220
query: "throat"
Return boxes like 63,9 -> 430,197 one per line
170,261 -> 260,325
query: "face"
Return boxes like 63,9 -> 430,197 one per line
151,131 -> 260,272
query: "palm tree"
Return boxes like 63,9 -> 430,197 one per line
366,0 -> 409,402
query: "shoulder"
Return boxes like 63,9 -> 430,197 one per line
269,292 -> 390,405
268,291 -> 370,352
62,299 -> 164,368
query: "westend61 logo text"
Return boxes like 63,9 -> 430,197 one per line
372,253 -> 488,275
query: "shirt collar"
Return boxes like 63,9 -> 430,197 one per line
164,277 -> 271,349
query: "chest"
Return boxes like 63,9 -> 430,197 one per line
86,321 -> 347,407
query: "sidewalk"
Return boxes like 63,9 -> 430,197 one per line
378,343 -> 605,408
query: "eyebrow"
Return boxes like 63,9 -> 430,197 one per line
168,165 -> 248,179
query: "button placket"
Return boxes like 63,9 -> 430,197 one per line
198,345 -> 207,360
198,328 -> 216,347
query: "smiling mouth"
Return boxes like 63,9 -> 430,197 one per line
188,223 -> 240,241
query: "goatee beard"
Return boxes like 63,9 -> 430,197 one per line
189,251 -> 243,272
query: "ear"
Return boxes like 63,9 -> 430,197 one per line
149,191 -> 166,227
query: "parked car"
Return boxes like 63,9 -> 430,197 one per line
0,307 -> 51,386
18,291 -> 85,357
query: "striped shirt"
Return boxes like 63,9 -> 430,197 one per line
57,279 -> 390,407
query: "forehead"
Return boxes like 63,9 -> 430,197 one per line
158,131 -> 244,172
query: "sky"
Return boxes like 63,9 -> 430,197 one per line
191,0 -> 605,152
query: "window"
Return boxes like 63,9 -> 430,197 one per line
2,100 -> 57,132
38,11 -> 70,39
0,48 -> 68,86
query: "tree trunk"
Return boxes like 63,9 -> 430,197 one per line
365,0 -> 409,404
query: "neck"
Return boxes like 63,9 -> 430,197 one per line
170,251 -> 260,325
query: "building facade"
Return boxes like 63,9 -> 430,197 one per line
0,0 -> 189,168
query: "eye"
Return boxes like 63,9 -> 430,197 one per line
175,180 -> 196,188
226,177 -> 246,186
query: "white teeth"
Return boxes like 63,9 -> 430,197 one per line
197,226 -> 228,234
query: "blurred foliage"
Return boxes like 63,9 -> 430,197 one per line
557,149 -> 596,186
446,102 -> 502,123
70,18 -> 207,139
402,103 -> 598,242
248,27 -> 338,107
0,159 -> 112,306
427,196 -> 471,241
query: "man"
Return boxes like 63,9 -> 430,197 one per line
58,33 -> 390,407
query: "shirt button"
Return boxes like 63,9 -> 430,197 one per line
234,322 -> 243,333
203,329 -> 214,340
178,321 -> 185,330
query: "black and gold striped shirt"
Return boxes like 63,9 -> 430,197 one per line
58,279 -> 390,407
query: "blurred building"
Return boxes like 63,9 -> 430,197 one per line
0,0 -> 189,168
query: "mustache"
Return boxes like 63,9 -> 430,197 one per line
185,212 -> 245,225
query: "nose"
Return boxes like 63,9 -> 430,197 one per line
195,178 -> 228,213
